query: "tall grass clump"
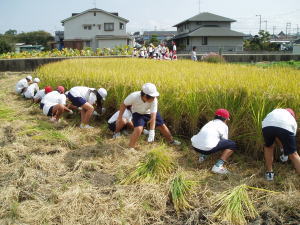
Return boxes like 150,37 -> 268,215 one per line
169,172 -> 194,212
36,58 -> 300,157
213,184 -> 258,225
121,146 -> 174,184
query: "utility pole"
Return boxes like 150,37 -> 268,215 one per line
286,22 -> 291,39
263,20 -> 268,32
272,26 -> 276,38
297,24 -> 299,37
93,0 -> 96,8
256,15 -> 262,32
199,0 -> 201,13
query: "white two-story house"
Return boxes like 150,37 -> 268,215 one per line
173,12 -> 245,53
61,8 -> 130,50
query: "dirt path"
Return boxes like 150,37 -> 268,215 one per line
0,73 -> 299,225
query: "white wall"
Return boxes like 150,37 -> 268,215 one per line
191,37 -> 243,46
177,21 -> 231,34
64,11 -> 127,40
97,39 -> 127,49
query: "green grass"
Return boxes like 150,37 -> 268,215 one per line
20,120 -> 76,148
0,104 -> 17,121
121,146 -> 175,184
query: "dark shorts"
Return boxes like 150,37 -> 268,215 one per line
40,103 -> 44,109
67,93 -> 87,107
132,112 -> 164,128
108,121 -> 128,132
194,139 -> 237,155
262,126 -> 296,155
47,106 -> 54,117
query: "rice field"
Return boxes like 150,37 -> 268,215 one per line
36,58 -> 300,156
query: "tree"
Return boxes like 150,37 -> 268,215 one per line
16,31 -> 54,50
0,39 -> 13,54
5,29 -> 17,36
243,30 -> 280,51
148,35 -> 160,46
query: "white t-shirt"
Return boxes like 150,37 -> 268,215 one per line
15,78 -> 29,94
69,86 -> 97,105
191,119 -> 228,151
24,83 -> 39,99
42,91 -> 66,115
262,109 -> 297,135
33,89 -> 46,100
173,45 -> 177,51
108,109 -> 132,124
124,91 -> 158,115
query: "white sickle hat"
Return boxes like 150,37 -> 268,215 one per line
142,83 -> 159,97
33,78 -> 40,83
98,88 -> 107,100
26,75 -> 32,81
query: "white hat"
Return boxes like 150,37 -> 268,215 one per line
26,75 -> 32,81
33,78 -> 40,83
98,88 -> 107,100
142,83 -> 159,97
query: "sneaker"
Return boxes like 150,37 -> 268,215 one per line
143,129 -> 150,135
170,140 -> 181,146
80,124 -> 94,129
122,130 -> 130,136
93,111 -> 100,116
212,165 -> 230,174
265,172 -> 274,181
199,154 -> 208,163
113,132 -> 121,139
50,117 -> 56,122
280,154 -> 288,163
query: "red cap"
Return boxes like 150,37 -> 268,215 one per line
44,86 -> 53,94
215,108 -> 230,120
285,108 -> 295,118
57,86 -> 65,94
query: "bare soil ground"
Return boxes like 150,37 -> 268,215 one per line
0,73 -> 299,225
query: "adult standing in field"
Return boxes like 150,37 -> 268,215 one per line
191,47 -> 197,61
172,41 -> 177,60
24,78 -> 40,99
33,86 -> 53,105
15,75 -> 32,94
191,109 -> 237,174
262,108 -> 300,181
42,86 -> 72,123
116,83 -> 181,149
67,86 -> 107,128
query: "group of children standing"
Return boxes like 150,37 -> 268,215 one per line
15,76 -> 300,179
133,42 -> 177,60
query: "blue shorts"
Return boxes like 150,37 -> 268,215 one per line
194,139 -> 237,155
132,112 -> 164,128
108,122 -> 128,132
67,93 -> 87,107
262,126 -> 296,155
47,106 -> 54,117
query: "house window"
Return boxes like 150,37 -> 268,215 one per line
187,37 -> 190,45
94,12 -> 96,16
98,25 -> 101,30
104,23 -> 114,31
83,25 -> 92,30
202,37 -> 208,45
120,22 -> 124,30
85,41 -> 91,47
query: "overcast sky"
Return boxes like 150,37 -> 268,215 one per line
0,0 -> 299,35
